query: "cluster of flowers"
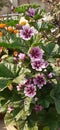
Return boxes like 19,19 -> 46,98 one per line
16,46 -> 49,98
14,45 -> 54,113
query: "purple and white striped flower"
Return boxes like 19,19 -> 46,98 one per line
29,46 -> 43,61
34,74 -> 46,89
20,25 -> 36,40
24,84 -> 36,97
27,7 -> 36,17
31,59 -> 46,71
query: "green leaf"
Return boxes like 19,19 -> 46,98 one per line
28,125 -> 38,130
4,19 -> 19,26
54,89 -> 60,114
43,126 -> 50,130
54,99 -> 60,114
0,103 -> 6,113
40,22 -> 54,32
42,43 -> 55,56
15,5 -> 28,13
0,63 -> 14,78
13,75 -> 25,84
34,14 -> 42,20
13,107 -> 21,118
0,78 -> 10,91
4,112 -> 15,126
0,88 -> 12,100
0,41 -> 28,53
17,119 -> 26,130
4,62 -> 19,77
50,83 -> 60,114
0,42 -> 21,50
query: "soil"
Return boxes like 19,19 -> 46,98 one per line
0,119 -> 6,130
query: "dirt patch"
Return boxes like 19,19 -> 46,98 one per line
0,119 -> 6,130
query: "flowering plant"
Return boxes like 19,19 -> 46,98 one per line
0,3 -> 60,130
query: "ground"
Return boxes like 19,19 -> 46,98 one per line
0,119 -> 6,130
